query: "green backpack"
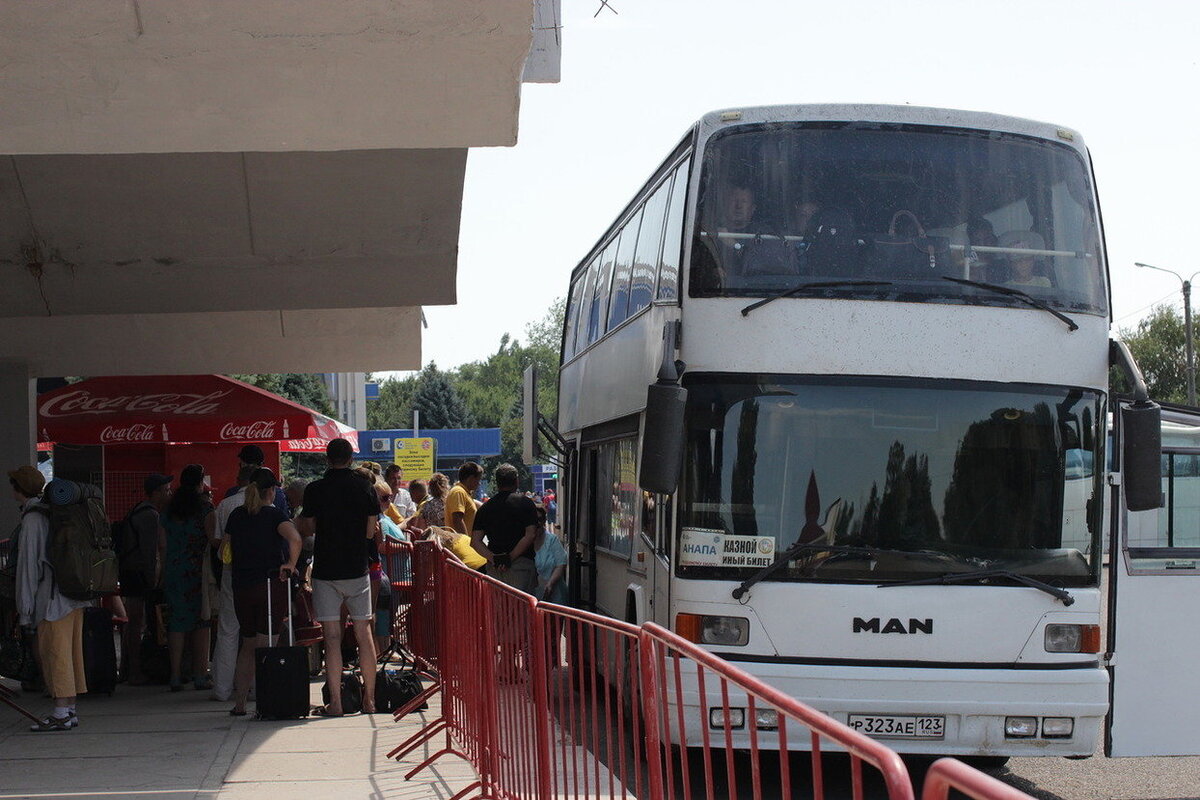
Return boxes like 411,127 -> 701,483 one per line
46,496 -> 119,601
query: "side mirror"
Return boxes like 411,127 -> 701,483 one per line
1122,400 -> 1162,512
639,382 -> 687,494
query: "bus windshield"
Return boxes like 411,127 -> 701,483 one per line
689,122 -> 1106,315
678,376 -> 1103,586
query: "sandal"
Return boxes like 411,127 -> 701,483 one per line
30,714 -> 77,732
311,705 -> 343,717
229,707 -> 247,717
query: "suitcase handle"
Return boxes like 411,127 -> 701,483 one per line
265,572 -> 295,647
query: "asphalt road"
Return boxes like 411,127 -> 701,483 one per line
1000,754 -> 1200,800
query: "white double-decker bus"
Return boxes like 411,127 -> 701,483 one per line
549,104 -> 1186,761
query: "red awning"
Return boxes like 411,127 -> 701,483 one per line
38,375 -> 356,446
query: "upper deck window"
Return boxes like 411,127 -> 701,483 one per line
689,123 -> 1107,315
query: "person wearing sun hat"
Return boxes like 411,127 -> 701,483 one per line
10,464 -> 90,731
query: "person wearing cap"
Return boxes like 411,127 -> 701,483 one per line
161,464 -> 217,692
119,473 -> 173,685
999,230 -> 1052,289
11,465 -> 90,731
224,444 -> 290,514
225,468 -> 301,716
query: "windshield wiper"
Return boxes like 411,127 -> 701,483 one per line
741,281 -> 893,317
880,568 -> 1074,606
731,542 -> 935,600
940,276 -> 1078,332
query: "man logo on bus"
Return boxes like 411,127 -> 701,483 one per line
853,617 -> 934,634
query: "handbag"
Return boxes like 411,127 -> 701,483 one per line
0,628 -> 39,684
321,670 -> 364,715
376,665 -> 426,714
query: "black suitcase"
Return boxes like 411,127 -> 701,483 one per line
81,606 -> 118,695
254,578 -> 309,719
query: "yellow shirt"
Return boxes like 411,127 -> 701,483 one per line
445,483 -> 477,535
384,503 -> 404,526
447,532 -> 487,570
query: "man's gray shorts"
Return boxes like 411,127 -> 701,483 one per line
312,575 -> 372,621
494,557 -> 537,595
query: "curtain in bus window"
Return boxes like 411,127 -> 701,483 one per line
629,180 -> 672,316
607,211 -> 644,332
587,242 -> 617,345
658,166 -> 687,301
592,439 -> 637,556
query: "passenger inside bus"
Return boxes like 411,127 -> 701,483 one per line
997,230 -> 1052,289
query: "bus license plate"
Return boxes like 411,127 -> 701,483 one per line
847,714 -> 945,740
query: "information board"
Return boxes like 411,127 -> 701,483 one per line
393,437 -> 435,481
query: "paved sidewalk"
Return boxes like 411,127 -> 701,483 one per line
0,676 -> 475,800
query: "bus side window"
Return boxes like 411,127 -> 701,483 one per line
658,163 -> 688,300
587,242 -> 617,345
563,271 -> 586,360
607,209 -> 644,332
629,179 -> 671,316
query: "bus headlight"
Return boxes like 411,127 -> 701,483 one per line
1042,717 -> 1074,738
701,616 -> 750,646
1044,624 -> 1100,653
676,614 -> 749,646
1005,717 -> 1038,738
710,707 -> 745,729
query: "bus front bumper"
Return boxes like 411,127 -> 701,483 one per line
676,659 -> 1109,758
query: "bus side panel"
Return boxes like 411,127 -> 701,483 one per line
558,306 -> 676,436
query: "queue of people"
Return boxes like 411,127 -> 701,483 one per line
4,442 -> 569,727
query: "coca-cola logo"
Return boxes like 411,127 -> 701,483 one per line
220,421 -> 277,440
285,438 -> 328,451
40,389 -> 232,419
100,424 -> 159,444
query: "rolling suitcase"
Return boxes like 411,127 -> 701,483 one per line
81,606 -> 118,695
253,578 -> 309,719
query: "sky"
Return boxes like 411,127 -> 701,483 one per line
406,0 -> 1200,375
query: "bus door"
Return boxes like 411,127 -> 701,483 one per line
568,446 -> 597,611
1107,405 -> 1200,756
647,492 -> 674,626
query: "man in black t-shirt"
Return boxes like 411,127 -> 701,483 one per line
471,464 -> 539,593
298,438 -> 379,716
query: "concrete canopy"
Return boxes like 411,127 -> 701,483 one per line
0,0 -> 558,373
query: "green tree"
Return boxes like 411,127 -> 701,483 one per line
455,299 -> 565,488
229,373 -> 334,416
410,362 -> 473,429
1114,304 -> 1195,403
368,373 -> 419,429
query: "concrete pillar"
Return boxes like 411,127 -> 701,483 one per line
0,362 -> 35,532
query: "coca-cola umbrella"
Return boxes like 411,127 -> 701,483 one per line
38,375 -> 356,446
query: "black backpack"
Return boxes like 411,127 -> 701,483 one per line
112,504 -> 152,574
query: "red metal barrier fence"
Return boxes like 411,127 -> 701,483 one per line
921,758 -> 1034,800
640,622 -> 913,800
390,545 -> 1035,800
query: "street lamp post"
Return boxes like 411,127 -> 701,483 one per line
1136,262 -> 1200,406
